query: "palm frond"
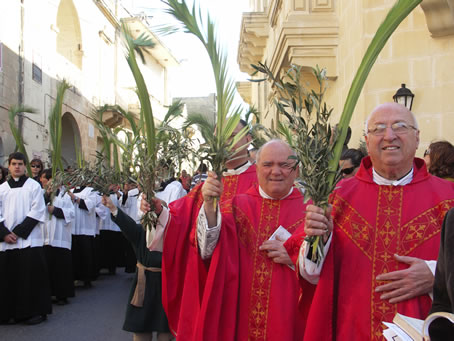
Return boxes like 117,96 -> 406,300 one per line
121,22 -> 157,162
327,0 -> 422,185
49,79 -> 70,178
8,105 -> 36,176
164,0 -> 248,177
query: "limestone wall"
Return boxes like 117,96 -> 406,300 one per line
0,0 -> 177,167
238,0 -> 454,157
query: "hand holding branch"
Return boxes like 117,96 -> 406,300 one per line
304,204 -> 333,244
201,171 -> 223,227
139,193 -> 163,216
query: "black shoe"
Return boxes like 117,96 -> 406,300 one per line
24,315 -> 47,325
56,298 -> 68,306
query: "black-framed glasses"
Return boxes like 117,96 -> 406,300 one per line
341,167 -> 355,175
31,165 -> 41,168
424,148 -> 430,157
367,121 -> 417,136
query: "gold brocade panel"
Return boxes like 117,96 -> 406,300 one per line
221,175 -> 240,202
333,188 -> 454,341
246,198 -> 280,340
233,197 -> 304,341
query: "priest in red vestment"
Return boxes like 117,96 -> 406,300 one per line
175,139 -> 312,340
287,103 -> 454,341
140,120 -> 258,336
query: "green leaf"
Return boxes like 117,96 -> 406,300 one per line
49,79 -> 70,178
8,105 -> 36,176
164,0 -> 249,176
327,0 -> 422,186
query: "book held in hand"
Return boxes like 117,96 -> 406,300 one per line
382,311 -> 454,340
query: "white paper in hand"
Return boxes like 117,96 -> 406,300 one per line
269,226 -> 294,271
269,225 -> 292,242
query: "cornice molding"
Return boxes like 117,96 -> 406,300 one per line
236,81 -> 252,105
269,13 -> 339,79
238,12 -> 269,74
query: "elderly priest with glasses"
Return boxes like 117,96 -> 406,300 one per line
160,139 -> 313,340
286,102 -> 454,341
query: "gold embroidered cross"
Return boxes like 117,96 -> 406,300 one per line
377,302 -> 390,314
252,302 -> 266,323
380,252 -> 392,262
383,207 -> 394,216
264,214 -> 274,221
352,224 -> 369,240
379,221 -> 396,246
255,263 -> 269,284
406,224 -> 425,240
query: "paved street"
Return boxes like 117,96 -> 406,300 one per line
0,271 -> 134,341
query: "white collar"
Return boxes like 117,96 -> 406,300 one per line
372,167 -> 414,186
223,161 -> 252,176
259,186 -> 294,200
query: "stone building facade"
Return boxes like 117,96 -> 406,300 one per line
237,0 -> 454,155
0,0 -> 178,167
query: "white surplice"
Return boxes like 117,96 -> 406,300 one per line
0,178 -> 46,251
121,188 -> 141,223
71,187 -> 97,236
44,187 -> 75,249
98,193 -> 121,232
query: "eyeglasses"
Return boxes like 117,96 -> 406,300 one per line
367,121 -> 417,136
341,167 -> 356,175
424,148 -> 430,157
31,165 -> 41,168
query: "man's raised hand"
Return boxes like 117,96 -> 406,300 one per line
304,204 -> 333,243
139,193 -> 163,216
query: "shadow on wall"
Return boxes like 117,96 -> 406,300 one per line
0,43 -> 94,168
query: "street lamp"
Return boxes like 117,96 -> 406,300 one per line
393,83 -> 414,111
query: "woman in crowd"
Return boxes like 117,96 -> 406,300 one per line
424,141 -> 454,182
339,148 -> 365,179
30,158 -> 44,185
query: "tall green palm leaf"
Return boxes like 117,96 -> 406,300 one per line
328,0 -> 422,185
8,105 -> 36,176
91,106 -> 113,165
121,21 -> 167,230
315,0 -> 422,261
114,105 -> 143,137
49,80 -> 70,178
162,0 -> 249,181
121,23 -> 157,162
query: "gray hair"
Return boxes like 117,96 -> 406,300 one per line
256,139 -> 296,163
364,103 -> 419,135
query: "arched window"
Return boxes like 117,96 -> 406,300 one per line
56,0 -> 83,69
61,112 -> 81,167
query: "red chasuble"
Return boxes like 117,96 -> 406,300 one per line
298,157 -> 454,341
166,185 -> 312,340
162,164 -> 257,337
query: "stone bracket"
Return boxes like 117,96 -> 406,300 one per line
420,0 -> 454,37
238,12 -> 269,74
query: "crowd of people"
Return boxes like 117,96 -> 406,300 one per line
1,103 -> 454,340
